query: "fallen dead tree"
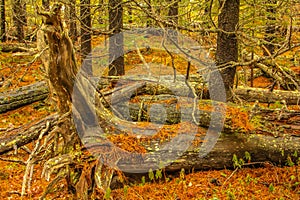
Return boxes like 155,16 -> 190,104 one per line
234,86 -> 300,105
0,81 -> 49,113
1,77 -> 299,115
118,132 -> 300,173
0,114 -> 58,154
0,43 -> 36,53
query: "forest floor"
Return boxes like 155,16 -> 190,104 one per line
0,36 -> 300,199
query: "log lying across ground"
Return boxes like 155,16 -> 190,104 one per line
234,86 -> 300,105
0,81 -> 49,113
0,43 -> 36,53
0,114 -> 58,154
117,132 -> 300,173
73,72 -> 300,174
1,76 -> 300,114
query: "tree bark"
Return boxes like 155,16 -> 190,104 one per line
167,0 -> 179,43
1,77 -> 299,115
12,0 -> 26,42
263,0 -> 277,56
80,0 -> 92,74
0,114 -> 58,154
0,42 -> 36,52
108,0 -> 124,76
117,132 -> 300,173
69,0 -> 77,40
0,81 -> 49,113
38,3 -> 78,114
215,0 -> 239,101
0,0 -> 5,42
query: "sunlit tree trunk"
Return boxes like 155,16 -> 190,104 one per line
215,0 -> 240,101
0,0 -> 6,42
108,0 -> 124,76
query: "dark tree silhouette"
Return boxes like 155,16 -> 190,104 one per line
108,0 -> 124,76
0,0 -> 6,41
80,0 -> 92,74
12,0 -> 26,42
215,0 -> 240,101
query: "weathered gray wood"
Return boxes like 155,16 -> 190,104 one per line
0,43 -> 36,52
234,86 -> 300,104
116,132 -> 300,172
0,114 -> 58,154
0,81 -> 49,113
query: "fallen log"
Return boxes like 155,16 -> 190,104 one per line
74,71 -> 300,174
0,43 -> 36,53
1,76 -> 299,115
113,94 -> 300,134
0,114 -> 59,154
234,86 -> 300,105
116,132 -> 300,173
0,81 -> 49,113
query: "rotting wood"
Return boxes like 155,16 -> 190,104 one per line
0,114 -> 58,154
0,81 -> 49,113
116,132 -> 300,173
234,86 -> 300,105
0,43 -> 36,53
1,76 -> 299,115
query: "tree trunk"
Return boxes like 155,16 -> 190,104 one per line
215,0 -> 239,101
264,0 -> 277,56
0,0 -> 6,42
167,0 -> 179,43
0,81 -> 49,113
108,0 -> 124,76
38,4 -> 78,114
69,0 -> 77,40
12,0 -> 26,42
146,0 -> 152,27
80,0 -> 92,75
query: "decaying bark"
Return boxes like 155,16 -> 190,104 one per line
118,133 -> 300,173
0,114 -> 58,154
234,86 -> 300,105
0,43 -> 36,52
0,81 -> 48,113
37,3 -> 78,114
2,75 -> 298,114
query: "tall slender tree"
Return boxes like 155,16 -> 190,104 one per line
12,0 -> 26,42
69,0 -> 77,40
108,0 -> 124,76
167,0 -> 179,43
215,0 -> 240,101
0,0 -> 6,41
80,0 -> 92,74
263,0 -> 277,56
